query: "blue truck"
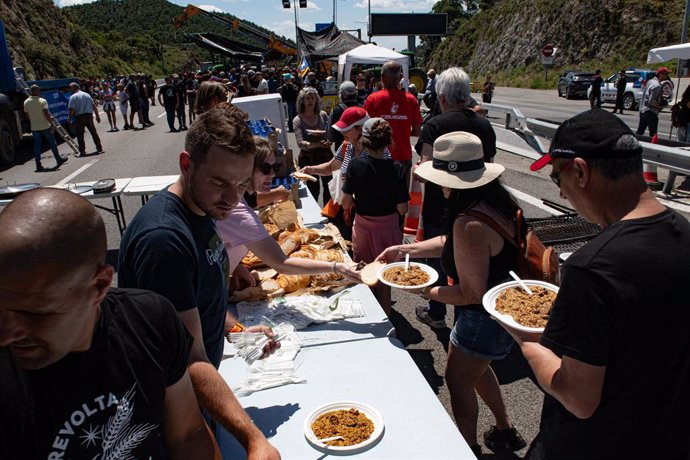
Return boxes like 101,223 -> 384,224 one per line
0,20 -> 78,165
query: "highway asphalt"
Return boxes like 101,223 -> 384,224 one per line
3,86 -> 690,459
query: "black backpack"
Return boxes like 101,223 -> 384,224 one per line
671,101 -> 688,128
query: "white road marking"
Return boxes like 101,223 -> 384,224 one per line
157,112 -> 166,119
55,159 -> 98,185
505,186 -> 564,216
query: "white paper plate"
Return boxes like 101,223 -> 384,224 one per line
482,280 -> 559,333
304,401 -> 384,454
376,262 -> 439,290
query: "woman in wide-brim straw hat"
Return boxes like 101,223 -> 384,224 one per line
377,131 -> 527,458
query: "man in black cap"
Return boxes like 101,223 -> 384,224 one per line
500,109 -> 690,459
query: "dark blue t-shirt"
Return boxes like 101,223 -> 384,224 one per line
118,189 -> 229,368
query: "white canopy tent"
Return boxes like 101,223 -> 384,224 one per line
338,44 -> 410,88
647,43 -> 690,64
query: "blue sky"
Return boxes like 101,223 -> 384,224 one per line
55,0 -> 438,51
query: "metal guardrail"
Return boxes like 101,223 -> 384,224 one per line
483,103 -> 690,193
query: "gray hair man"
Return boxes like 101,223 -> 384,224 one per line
508,109 -> 690,459
412,67 -> 496,331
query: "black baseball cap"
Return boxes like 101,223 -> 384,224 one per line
530,109 -> 643,171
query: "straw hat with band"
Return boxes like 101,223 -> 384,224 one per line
415,131 -> 505,189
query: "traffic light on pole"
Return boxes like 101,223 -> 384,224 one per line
299,0 -> 307,7
282,0 -> 290,8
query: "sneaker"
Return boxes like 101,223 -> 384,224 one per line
57,157 -> 68,166
170,128 -> 179,133
123,124 -> 130,130
415,305 -> 447,329
483,426 -> 526,452
114,127 -> 119,132
35,163 -> 46,172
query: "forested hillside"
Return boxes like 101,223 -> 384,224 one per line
2,0 -> 291,79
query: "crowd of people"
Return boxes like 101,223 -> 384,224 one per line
7,57 -> 690,460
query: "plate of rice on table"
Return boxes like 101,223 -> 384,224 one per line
376,262 -> 438,290
304,401 -> 384,453
482,280 -> 559,333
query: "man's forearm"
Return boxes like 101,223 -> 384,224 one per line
188,361 -> 266,448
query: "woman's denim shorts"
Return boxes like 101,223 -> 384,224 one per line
450,308 -> 514,361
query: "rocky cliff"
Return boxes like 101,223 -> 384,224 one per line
427,0 -> 685,85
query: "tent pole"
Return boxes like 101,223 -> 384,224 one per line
669,0 -> 690,139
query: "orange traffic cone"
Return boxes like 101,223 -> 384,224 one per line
404,177 -> 423,235
643,134 -> 660,185
415,214 -> 425,243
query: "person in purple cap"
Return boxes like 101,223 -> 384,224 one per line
506,108 -> 690,459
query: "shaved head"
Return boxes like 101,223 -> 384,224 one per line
0,188 -> 106,281
0,189 -> 113,369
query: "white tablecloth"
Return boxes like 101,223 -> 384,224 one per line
217,189 -> 474,459
121,174 -> 179,197
297,182 -> 328,226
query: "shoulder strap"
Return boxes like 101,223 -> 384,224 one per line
464,209 -> 521,249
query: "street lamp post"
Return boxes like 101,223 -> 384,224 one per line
368,0 -> 371,42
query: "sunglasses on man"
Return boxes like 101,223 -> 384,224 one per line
549,160 -> 573,188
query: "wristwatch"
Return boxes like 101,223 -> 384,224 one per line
420,286 -> 432,300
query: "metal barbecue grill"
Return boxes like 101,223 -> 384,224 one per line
527,213 -> 601,255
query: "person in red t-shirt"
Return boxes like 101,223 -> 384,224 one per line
364,61 -> 422,188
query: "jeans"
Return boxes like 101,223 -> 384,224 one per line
677,123 -> 690,142
450,308 -> 514,361
286,101 -> 296,132
165,105 -> 176,131
32,129 -> 61,167
177,103 -> 187,128
637,110 -> 659,137
75,114 -> 102,154
422,223 -> 449,321
589,91 -> 601,108
140,96 -> 150,124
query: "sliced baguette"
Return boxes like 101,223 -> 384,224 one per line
360,261 -> 384,286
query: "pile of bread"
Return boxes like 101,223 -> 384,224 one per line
230,201 -> 353,302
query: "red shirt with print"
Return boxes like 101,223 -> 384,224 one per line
364,88 -> 422,161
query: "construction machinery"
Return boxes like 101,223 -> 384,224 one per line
173,4 -> 296,59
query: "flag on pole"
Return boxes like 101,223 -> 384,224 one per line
298,56 -> 310,79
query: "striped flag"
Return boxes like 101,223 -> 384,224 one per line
298,56 -> 310,79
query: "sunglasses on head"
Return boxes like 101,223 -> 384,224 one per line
260,162 -> 281,175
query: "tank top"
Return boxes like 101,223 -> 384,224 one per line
441,213 -> 517,310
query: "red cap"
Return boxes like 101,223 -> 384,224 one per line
530,154 -> 553,171
332,107 -> 369,132
656,67 -> 671,75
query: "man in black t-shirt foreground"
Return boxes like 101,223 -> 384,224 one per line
504,109 -> 690,459
414,66 -> 496,330
0,189 -> 215,460
118,105 -> 281,460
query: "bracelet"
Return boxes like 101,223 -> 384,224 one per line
332,261 -> 338,273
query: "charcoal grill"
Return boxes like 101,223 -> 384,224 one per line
527,213 -> 600,254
